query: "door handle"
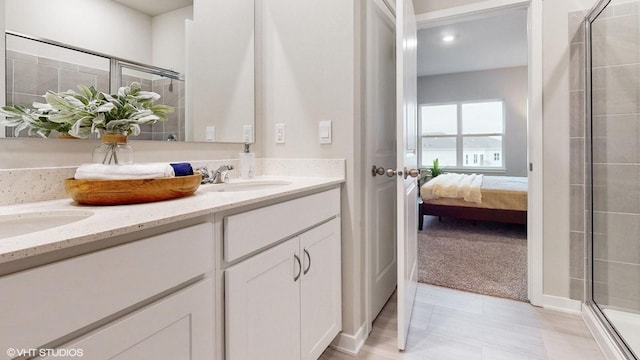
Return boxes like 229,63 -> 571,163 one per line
371,165 -> 385,176
294,254 -> 302,281
403,168 -> 420,179
371,165 -> 399,177
371,165 -> 420,179
303,249 -> 311,275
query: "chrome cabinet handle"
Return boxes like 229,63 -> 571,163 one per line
294,254 -> 302,281
303,249 -> 311,275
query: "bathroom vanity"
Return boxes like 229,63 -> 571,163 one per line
0,175 -> 343,360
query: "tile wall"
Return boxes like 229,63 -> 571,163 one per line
569,9 -> 587,302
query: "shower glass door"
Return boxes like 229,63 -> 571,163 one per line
589,0 -> 640,358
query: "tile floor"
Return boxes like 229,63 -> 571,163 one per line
321,284 -> 605,360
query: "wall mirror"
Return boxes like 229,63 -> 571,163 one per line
2,0 -> 255,144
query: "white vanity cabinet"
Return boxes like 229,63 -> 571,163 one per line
223,188 -> 342,360
0,222 -> 214,360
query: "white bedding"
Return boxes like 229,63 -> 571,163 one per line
421,173 -> 483,203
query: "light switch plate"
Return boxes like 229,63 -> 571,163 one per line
319,120 -> 332,144
275,123 -> 286,144
243,125 -> 253,143
206,126 -> 215,142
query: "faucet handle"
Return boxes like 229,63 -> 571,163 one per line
195,167 -> 213,184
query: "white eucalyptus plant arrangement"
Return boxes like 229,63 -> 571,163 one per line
0,102 -> 71,138
0,82 -> 174,138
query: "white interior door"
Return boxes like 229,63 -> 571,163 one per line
395,0 -> 418,351
365,0 -> 398,326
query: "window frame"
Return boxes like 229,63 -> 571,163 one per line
418,99 -> 506,172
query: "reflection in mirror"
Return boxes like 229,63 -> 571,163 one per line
4,33 -> 112,140
4,32 -> 184,141
119,64 -> 185,141
2,0 -> 256,143
189,0 -> 256,143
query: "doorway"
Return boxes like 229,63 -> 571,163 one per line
416,7 -> 529,302
364,0 -> 544,342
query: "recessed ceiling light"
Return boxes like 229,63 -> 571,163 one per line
442,35 -> 456,43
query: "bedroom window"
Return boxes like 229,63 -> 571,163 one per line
420,100 -> 504,169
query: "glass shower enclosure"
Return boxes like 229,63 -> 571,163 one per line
586,0 -> 640,358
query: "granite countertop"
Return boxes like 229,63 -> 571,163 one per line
0,176 -> 343,265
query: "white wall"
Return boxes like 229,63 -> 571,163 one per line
417,66 -> 528,177
5,0 -> 152,64
261,0 -> 362,336
152,6 -> 193,74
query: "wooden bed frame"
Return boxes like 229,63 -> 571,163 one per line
418,202 -> 527,230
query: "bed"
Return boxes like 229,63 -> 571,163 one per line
419,174 -> 527,230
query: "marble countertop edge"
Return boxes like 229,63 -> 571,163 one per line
0,176 -> 344,265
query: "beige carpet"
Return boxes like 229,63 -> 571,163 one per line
418,215 -> 528,302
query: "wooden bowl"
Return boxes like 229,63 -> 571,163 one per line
65,174 -> 202,205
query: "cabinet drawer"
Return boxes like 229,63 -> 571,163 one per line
224,188 -> 339,262
0,222 -> 213,357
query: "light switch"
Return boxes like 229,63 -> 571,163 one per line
275,123 -> 286,144
206,126 -> 215,142
243,125 -> 253,143
319,120 -> 332,144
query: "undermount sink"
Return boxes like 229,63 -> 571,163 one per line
202,180 -> 292,192
0,210 -> 94,239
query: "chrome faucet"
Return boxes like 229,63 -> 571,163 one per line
212,165 -> 234,184
195,166 -> 213,184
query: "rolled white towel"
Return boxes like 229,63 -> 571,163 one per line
74,163 -> 175,180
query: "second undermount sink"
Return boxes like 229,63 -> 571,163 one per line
0,210 -> 94,240
202,179 -> 292,192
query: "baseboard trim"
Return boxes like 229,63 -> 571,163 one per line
542,294 -> 582,315
582,305 -> 627,360
330,323 -> 367,356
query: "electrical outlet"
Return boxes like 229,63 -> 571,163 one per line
275,123 -> 286,144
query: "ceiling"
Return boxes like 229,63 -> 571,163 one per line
112,0 -> 193,16
417,8 -> 528,77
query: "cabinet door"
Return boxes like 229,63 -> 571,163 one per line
225,238 -> 301,360
300,218 -> 342,360
40,279 -> 214,360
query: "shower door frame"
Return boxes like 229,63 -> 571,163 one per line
584,1 -> 638,358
